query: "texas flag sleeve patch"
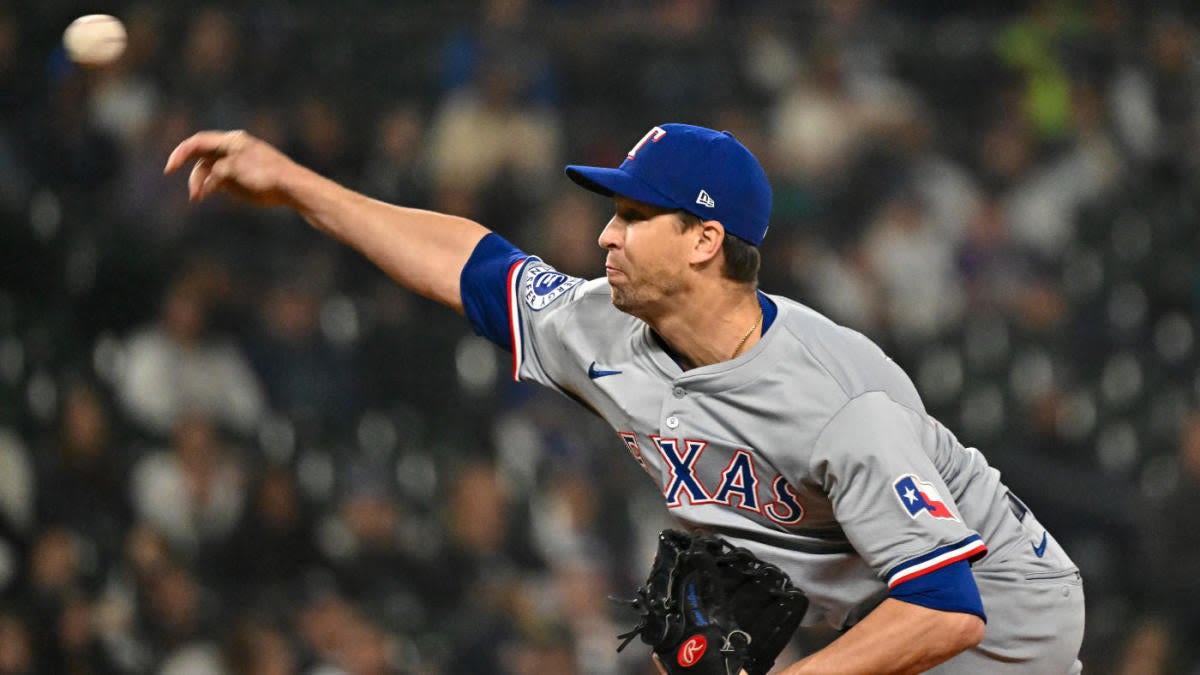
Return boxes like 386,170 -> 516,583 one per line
894,474 -> 959,521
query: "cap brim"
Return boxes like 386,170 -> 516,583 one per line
564,165 -> 679,211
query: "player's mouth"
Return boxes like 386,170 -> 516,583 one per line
605,266 -> 625,281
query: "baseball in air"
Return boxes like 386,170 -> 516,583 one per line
63,14 -> 127,67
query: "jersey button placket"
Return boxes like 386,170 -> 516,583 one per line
663,383 -> 685,432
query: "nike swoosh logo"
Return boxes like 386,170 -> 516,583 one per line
1033,533 -> 1048,558
588,361 -> 622,379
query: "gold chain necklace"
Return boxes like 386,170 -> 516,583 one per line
731,310 -> 763,359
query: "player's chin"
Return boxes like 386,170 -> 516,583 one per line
609,287 -> 636,313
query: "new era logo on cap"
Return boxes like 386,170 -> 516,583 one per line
564,123 -> 774,246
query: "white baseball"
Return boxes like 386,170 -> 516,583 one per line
63,14 -> 127,67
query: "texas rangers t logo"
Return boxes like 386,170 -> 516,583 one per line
893,474 -> 958,521
627,126 -> 667,160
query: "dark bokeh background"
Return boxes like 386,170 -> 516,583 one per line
1,1 -> 1199,673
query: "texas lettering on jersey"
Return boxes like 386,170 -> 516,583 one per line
617,430 -> 807,527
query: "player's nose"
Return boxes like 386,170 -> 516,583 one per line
598,216 -> 622,249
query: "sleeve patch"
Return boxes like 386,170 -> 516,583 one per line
523,261 -> 582,310
893,473 -> 959,522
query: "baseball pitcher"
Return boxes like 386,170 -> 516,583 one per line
165,122 -> 1085,674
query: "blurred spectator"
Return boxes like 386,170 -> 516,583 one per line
247,280 -> 360,434
330,612 -> 403,675
224,617 -> 297,675
324,458 -> 442,631
632,0 -> 734,119
1004,80 -> 1124,260
442,459 -> 544,674
426,47 -> 564,223
116,269 -> 267,437
503,621 -> 579,675
40,590 -> 123,675
34,381 -> 131,567
222,465 -> 322,603
289,96 -> 359,186
0,427 -> 33,537
173,7 -> 249,130
957,196 -> 1064,333
817,0 -> 907,100
993,0 -> 1082,142
27,527 -> 90,606
1141,16 -> 1200,170
550,557 -> 626,675
0,611 -> 33,675
295,587 -> 356,673
0,11 -> 31,216
129,414 -> 246,558
23,527 -> 115,672
1130,410 -> 1200,672
142,563 -> 223,674
30,72 -> 121,198
0,427 -> 27,595
439,0 -> 559,106
87,525 -> 175,673
360,103 -> 430,209
892,113 -> 982,245
789,239 -> 883,335
768,37 -> 913,194
862,192 -> 963,347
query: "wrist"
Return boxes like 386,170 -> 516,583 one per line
279,162 -> 323,209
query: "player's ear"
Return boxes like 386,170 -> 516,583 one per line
689,219 -> 724,264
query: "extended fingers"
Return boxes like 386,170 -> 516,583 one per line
199,157 -> 234,200
164,130 -> 245,174
186,156 -> 237,202
187,158 -> 211,201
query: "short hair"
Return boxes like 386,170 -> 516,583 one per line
677,210 -> 761,284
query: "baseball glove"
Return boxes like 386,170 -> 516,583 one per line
616,529 -> 809,675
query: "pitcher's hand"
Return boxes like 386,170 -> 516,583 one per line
164,130 -> 300,207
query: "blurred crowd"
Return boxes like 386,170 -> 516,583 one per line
1,1 -> 1199,673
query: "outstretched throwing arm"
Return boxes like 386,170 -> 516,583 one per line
164,130 -> 490,313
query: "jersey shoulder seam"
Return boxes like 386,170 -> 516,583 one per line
807,389 -> 927,478
775,309 -> 853,400
772,300 -> 926,420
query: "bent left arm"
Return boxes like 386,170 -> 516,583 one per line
776,599 -> 984,675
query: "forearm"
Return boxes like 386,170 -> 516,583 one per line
777,599 -> 984,675
165,130 -> 493,313
285,167 -> 489,312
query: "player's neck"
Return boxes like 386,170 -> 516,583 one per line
648,286 -> 762,370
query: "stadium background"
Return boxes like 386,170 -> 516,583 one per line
1,1 -> 1198,673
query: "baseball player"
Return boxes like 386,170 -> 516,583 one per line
165,123 -> 1085,674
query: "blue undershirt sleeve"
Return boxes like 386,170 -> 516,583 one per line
888,559 -> 986,622
459,232 -> 529,352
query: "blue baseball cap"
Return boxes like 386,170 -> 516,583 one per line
565,123 -> 773,246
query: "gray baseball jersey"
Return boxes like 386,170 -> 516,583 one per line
474,251 -> 1083,672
